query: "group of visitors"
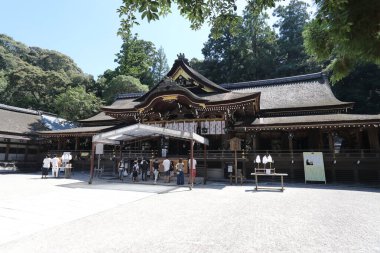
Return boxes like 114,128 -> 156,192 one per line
117,157 -> 197,185
118,158 -> 150,182
41,154 -> 63,179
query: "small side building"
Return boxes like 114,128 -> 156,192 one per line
0,104 -> 73,171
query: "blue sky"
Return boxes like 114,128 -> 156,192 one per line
0,0 -> 314,78
0,0 -> 211,78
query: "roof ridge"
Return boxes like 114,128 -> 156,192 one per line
116,92 -> 145,100
0,103 -> 40,115
220,72 -> 325,89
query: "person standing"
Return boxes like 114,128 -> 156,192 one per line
41,155 -> 51,179
188,157 -> 197,185
153,158 -> 159,184
176,158 -> 185,185
140,158 -> 149,181
162,158 -> 171,183
118,160 -> 125,181
51,154 -> 60,178
132,161 -> 139,182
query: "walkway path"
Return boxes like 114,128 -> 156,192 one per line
0,173 -> 379,252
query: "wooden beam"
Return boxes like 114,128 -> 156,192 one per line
88,143 -> 96,184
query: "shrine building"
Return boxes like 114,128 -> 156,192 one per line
38,55 -> 380,183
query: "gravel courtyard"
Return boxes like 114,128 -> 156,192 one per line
0,173 -> 379,253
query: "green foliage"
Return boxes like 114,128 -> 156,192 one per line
241,7 -> 278,80
0,34 -> 100,120
53,86 -> 103,121
332,64 -> 380,114
151,46 -> 169,85
200,15 -> 246,83
117,0 -> 279,34
0,70 -> 7,93
303,0 -> 380,82
273,0 -> 318,76
192,1 -> 314,83
115,33 -> 157,87
103,75 -> 149,104
119,0 -> 379,82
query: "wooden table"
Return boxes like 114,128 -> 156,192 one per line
251,172 -> 288,191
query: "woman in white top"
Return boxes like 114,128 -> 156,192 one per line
41,155 -> 51,179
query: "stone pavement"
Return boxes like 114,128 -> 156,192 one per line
0,172 -> 380,253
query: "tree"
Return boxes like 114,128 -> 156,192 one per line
241,6 -> 278,80
192,7 -> 278,83
103,75 -> 149,104
303,0 -> 380,82
115,33 -> 157,87
273,0 -> 318,77
117,0 -> 278,33
200,15 -> 246,83
0,34 -> 99,114
53,86 -> 103,121
118,0 -> 380,81
332,64 -> 380,114
151,46 -> 169,86
1,66 -> 69,111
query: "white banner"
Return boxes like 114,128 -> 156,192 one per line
303,152 -> 326,183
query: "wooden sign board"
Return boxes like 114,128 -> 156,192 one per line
95,144 -> 104,155
303,152 -> 326,183
229,137 -> 242,151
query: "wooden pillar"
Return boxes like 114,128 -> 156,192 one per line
328,132 -> 334,152
203,144 -> 207,184
317,129 -> 323,150
75,137 -> 79,151
24,144 -> 29,161
288,133 -> 294,180
57,137 -> 62,151
5,140 -> 10,161
355,129 -> 362,150
252,133 -> 257,152
88,142 -> 96,184
288,133 -> 294,153
368,128 -> 380,152
190,140 -> 194,188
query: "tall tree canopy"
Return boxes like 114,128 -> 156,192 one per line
332,64 -> 380,114
192,1 -> 315,83
118,0 -> 380,81
273,0 -> 317,77
53,86 -> 102,122
303,0 -> 380,82
151,46 -> 169,84
103,75 -> 149,104
0,34 -> 99,120
242,7 -> 278,80
115,33 -> 157,87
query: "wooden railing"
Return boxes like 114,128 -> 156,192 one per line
47,148 -> 380,161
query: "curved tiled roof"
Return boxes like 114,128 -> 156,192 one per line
116,92 -> 144,100
250,114 -> 380,126
167,58 -> 228,93
101,97 -> 141,111
38,125 -> 114,136
0,108 -> 45,135
220,73 -> 352,110
78,112 -> 116,122
202,91 -> 259,103
0,103 -> 40,115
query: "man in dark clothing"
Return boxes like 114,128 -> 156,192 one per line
140,158 -> 149,181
